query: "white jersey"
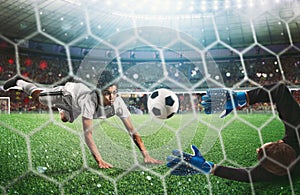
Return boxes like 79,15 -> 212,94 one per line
46,82 -> 130,122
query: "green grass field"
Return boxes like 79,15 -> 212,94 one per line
0,113 -> 299,195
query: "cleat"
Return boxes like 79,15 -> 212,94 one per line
3,75 -> 28,90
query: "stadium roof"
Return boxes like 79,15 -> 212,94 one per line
0,0 -> 300,50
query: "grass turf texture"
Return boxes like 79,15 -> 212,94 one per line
0,113 -> 299,194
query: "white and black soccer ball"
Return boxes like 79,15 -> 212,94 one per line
147,88 -> 179,119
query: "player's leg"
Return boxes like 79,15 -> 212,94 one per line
4,76 -> 43,104
4,76 -> 72,122
38,88 -> 74,123
3,75 -> 23,90
31,89 -> 43,103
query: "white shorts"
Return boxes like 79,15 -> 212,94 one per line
39,86 -> 74,122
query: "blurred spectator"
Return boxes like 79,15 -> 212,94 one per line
1,49 -> 300,113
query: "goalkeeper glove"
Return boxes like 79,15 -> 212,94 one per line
201,89 -> 247,118
166,145 -> 214,175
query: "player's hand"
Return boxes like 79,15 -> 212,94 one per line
98,160 -> 113,169
144,156 -> 164,165
201,89 -> 247,118
166,145 -> 214,175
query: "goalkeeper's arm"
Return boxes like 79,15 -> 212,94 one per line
166,145 -> 286,182
201,89 -> 248,118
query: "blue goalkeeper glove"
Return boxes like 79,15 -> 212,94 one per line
201,89 -> 247,118
166,145 -> 214,175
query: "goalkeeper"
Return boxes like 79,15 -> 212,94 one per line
167,82 -> 299,182
3,71 -> 163,168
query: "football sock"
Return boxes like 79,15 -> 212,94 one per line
17,80 -> 41,96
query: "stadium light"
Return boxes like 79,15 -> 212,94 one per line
103,0 -> 289,19
225,0 -> 230,9
262,73 -> 267,78
176,2 -> 182,11
201,0 -> 207,12
106,0 -> 112,6
189,6 -> 194,12
256,72 -> 262,77
213,0 -> 218,10
191,70 -> 197,77
248,0 -> 254,7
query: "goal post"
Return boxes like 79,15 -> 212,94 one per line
0,97 -> 10,114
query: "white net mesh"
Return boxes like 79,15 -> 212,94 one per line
0,0 -> 300,194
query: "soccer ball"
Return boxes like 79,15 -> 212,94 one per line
147,88 -> 179,119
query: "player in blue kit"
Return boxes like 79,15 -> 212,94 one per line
4,70 -> 163,168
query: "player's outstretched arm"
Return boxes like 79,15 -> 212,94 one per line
166,145 -> 215,175
121,117 -> 163,165
201,89 -> 248,118
82,117 -> 113,168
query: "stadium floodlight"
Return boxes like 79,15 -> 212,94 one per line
236,0 -> 242,9
225,0 -> 230,9
189,6 -> 194,12
248,0 -> 254,8
176,1 -> 183,11
213,0 -> 218,10
201,0 -> 207,12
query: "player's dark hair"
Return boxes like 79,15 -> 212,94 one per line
97,70 -> 116,89
257,142 -> 296,176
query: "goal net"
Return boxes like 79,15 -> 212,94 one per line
1,0 -> 300,194
0,97 -> 10,114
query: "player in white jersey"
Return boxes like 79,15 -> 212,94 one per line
3,70 -> 163,168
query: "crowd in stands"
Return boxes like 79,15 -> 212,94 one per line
1,52 -> 300,87
1,51 -> 300,113
0,90 -> 48,113
0,51 -> 81,84
216,57 -> 300,87
1,87 -> 300,114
